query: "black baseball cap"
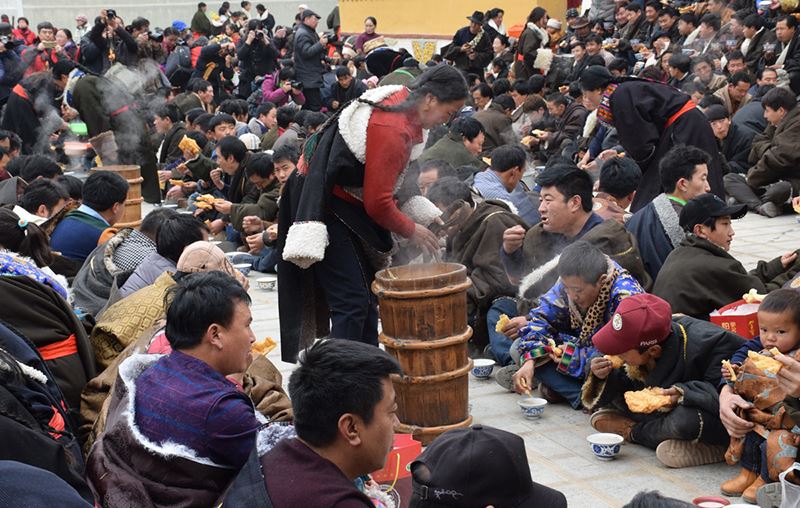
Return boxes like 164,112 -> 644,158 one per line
409,425 -> 567,508
300,9 -> 320,20
679,193 -> 747,232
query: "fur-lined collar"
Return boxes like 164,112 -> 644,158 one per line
338,85 -> 405,163
652,194 -> 685,249
117,354 -> 229,468
0,346 -> 48,385
517,254 -> 560,300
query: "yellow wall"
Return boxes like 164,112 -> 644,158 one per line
340,0 -> 566,38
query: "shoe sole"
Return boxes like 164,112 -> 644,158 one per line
655,440 -> 726,468
756,481 -> 781,508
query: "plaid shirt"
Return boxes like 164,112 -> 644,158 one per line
112,229 -> 156,274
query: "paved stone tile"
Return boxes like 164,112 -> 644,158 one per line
228,207 -> 799,507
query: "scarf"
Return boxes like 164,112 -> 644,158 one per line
527,22 -> 550,46
777,41 -> 791,67
597,83 -> 619,128
63,68 -> 85,108
568,261 -> 618,344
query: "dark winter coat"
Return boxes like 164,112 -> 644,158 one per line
653,235 -> 800,319
747,105 -> 800,188
293,23 -> 326,88
473,102 -> 515,156
513,25 -> 544,81
445,26 -> 493,76
626,194 -> 685,281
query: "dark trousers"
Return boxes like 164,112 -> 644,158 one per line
741,432 -> 770,481
312,216 -> 379,346
628,405 -> 729,450
302,87 -> 323,112
724,173 -> 792,210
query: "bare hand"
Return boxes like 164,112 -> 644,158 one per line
409,224 -> 439,254
182,181 -> 197,191
165,185 -> 184,200
266,223 -> 278,241
512,360 -> 535,395
591,356 -> 613,379
719,385 -> 755,438
158,170 -> 171,184
319,34 -> 329,46
776,354 -> 800,397
781,251 -> 798,268
331,100 -> 340,110
209,219 -> 225,235
213,200 -> 233,214
281,81 -> 292,93
37,42 -> 45,51
246,31 -> 256,44
598,149 -> 619,161
242,216 -> 264,234
659,386 -> 681,407
502,316 -> 529,340
502,225 -> 526,254
210,168 -> 224,190
245,232 -> 265,253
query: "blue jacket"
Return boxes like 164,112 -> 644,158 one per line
517,262 -> 645,378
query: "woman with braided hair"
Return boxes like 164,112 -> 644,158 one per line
579,65 -> 724,212
277,64 -> 468,362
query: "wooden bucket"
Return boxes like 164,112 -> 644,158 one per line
372,263 -> 473,445
90,165 -> 143,229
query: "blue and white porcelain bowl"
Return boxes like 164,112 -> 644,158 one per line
233,263 -> 252,277
517,397 -> 547,419
587,433 -> 624,460
471,359 -> 495,379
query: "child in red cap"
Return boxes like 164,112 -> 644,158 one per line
583,293 -> 745,468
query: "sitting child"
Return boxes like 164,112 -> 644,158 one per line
719,289 -> 800,502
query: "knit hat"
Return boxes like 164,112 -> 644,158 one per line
592,294 -> 673,355
547,19 -> 562,30
238,133 -> 261,151
704,104 -> 729,123
176,241 -> 246,286
579,65 -> 613,91
410,425 -> 567,508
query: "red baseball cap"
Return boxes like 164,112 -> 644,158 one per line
592,294 -> 673,355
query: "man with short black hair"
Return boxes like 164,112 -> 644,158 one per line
667,53 -> 695,91
473,144 -> 539,225
119,214 -> 208,297
72,207 -> 179,316
705,104 -> 755,175
773,15 -> 800,95
470,82 -> 493,111
726,86 -> 800,218
715,71 -> 753,115
473,93 -> 516,156
175,79 -> 215,115
87,271 -> 261,506
693,55 -> 727,93
153,102 -> 186,173
741,13 -> 777,75
19,154 -> 62,182
534,93 -> 587,158
207,136 -> 260,235
327,66 -> 366,111
51,171 -> 129,262
419,116 -> 488,171
260,340 -> 402,507
416,159 -> 456,196
15,178 -> 68,225
657,7 -> 680,42
627,145 -> 711,281
595,155 -> 641,224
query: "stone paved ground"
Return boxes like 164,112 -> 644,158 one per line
215,208 -> 799,507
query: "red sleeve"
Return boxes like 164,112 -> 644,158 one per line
362,116 -> 416,238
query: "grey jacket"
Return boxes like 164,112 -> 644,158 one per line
118,252 -> 176,298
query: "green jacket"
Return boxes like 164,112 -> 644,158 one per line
418,132 -> 487,170
229,181 -> 280,232
190,9 -> 213,37
260,126 -> 279,151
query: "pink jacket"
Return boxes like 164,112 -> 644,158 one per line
260,71 -> 306,107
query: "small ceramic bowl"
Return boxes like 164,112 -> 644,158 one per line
517,397 -> 547,419
587,433 -> 624,460
233,263 -> 251,276
471,359 -> 495,379
256,275 -> 277,291
691,497 -> 731,508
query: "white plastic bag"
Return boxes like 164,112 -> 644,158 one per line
780,463 -> 800,508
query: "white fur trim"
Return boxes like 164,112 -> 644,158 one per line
117,353 -> 229,468
517,254 -> 561,300
282,221 -> 329,269
401,196 -> 442,227
409,130 -> 429,162
0,348 -> 49,385
533,48 -> 554,73
497,199 -> 520,216
338,85 -> 405,164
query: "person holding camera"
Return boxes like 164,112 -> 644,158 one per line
261,66 -> 305,107
191,40 -> 236,102
236,19 -> 279,100
21,22 -> 66,77
293,9 -> 329,112
79,10 -> 139,74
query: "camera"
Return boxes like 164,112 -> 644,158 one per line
106,9 -> 117,19
324,31 -> 337,43
290,81 -> 303,90
254,30 -> 265,40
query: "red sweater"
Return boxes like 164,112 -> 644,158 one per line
363,88 -> 422,238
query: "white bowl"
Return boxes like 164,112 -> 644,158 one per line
587,433 -> 624,460
517,397 -> 547,419
471,359 -> 495,378
233,263 -> 252,276
256,275 -> 277,291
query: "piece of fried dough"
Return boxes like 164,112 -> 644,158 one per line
624,387 -> 673,413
